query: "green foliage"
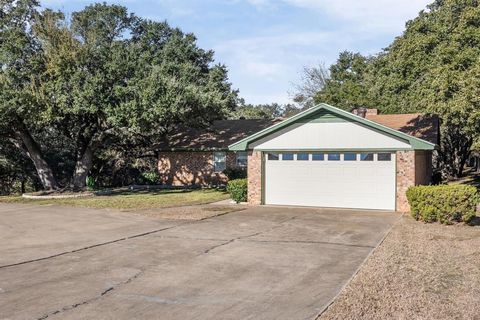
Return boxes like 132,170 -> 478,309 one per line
0,139 -> 40,195
223,167 -> 247,180
369,0 -> 480,177
314,51 -> 376,111
140,171 -> 160,185
231,101 -> 304,119
406,185 -> 479,224
309,1 -> 480,178
226,178 -> 247,203
85,176 -> 95,191
0,1 -> 238,191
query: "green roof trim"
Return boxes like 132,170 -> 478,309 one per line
228,103 -> 437,151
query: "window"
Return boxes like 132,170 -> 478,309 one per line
328,153 -> 340,161
378,153 -> 392,161
360,153 -> 374,161
282,153 -> 294,161
213,152 -> 226,172
236,151 -> 248,167
344,153 -> 357,161
268,153 -> 279,161
297,153 -> 309,161
312,153 -> 325,161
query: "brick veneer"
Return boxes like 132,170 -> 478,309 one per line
157,151 -> 236,187
396,151 -> 415,212
396,150 -> 432,212
247,151 -> 262,205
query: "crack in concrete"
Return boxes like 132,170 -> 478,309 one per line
36,270 -> 143,320
0,225 -> 180,270
204,238 -> 236,254
203,215 -> 299,254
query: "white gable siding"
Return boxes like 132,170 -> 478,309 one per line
250,121 -> 412,150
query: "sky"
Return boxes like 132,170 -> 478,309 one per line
40,0 -> 432,105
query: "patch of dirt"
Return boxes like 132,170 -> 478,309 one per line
320,215 -> 480,320
130,205 -> 245,220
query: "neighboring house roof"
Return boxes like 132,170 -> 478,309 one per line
229,103 -> 438,151
365,113 -> 439,145
157,119 -> 281,151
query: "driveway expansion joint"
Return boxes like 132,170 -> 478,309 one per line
241,239 -> 375,249
0,224 -> 182,269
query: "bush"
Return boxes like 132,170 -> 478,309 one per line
140,171 -> 160,185
86,176 -> 95,191
223,167 -> 247,180
226,178 -> 247,203
406,185 -> 479,224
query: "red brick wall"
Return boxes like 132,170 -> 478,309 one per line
396,150 -> 433,212
247,151 -> 262,205
157,151 -> 236,187
396,151 -> 415,212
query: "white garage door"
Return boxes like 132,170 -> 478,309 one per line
264,152 -> 396,210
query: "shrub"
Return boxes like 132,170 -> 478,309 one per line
140,171 -> 160,185
226,178 -> 247,203
86,176 -> 95,191
223,167 -> 247,180
406,185 -> 479,224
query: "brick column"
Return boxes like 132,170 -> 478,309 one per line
247,151 -> 262,205
396,151 -> 415,212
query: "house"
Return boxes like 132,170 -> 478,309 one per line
157,103 -> 439,212
156,118 -> 281,186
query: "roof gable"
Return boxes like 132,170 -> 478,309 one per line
228,103 -> 437,151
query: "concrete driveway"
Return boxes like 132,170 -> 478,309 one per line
0,203 -> 399,320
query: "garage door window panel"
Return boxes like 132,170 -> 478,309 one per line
328,153 -> 341,161
268,153 -> 279,161
297,153 -> 309,161
282,153 -> 294,161
360,153 -> 374,161
378,153 -> 392,161
344,153 -> 357,161
312,153 -> 325,161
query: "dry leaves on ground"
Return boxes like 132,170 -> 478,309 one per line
321,215 -> 480,320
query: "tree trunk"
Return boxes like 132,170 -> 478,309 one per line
72,145 -> 93,190
21,176 -> 26,194
456,138 -> 473,178
13,124 -> 59,190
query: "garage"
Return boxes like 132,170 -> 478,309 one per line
264,152 -> 396,210
229,103 -> 438,211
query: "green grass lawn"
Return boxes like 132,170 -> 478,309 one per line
0,189 -> 230,210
